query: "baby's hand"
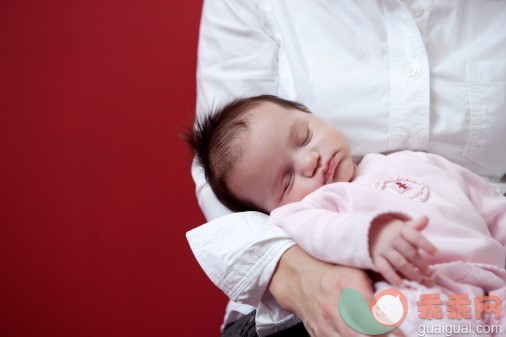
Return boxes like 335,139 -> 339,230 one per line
369,215 -> 437,288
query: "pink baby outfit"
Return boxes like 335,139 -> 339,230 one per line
271,151 -> 506,336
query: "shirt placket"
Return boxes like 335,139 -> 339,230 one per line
385,0 -> 430,151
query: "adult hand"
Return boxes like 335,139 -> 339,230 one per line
269,245 -> 397,337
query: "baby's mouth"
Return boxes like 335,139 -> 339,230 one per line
324,153 -> 338,184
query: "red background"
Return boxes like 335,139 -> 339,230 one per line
0,1 -> 228,336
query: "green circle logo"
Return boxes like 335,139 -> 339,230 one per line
339,288 -> 408,335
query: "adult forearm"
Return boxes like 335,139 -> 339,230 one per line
269,246 -> 377,337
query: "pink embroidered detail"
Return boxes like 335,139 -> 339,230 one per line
374,176 -> 429,201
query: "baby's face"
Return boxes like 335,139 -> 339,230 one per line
227,101 -> 355,212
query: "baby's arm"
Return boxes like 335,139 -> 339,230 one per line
272,203 -> 381,271
272,184 -> 437,287
369,214 -> 437,287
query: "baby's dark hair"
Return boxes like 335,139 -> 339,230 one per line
184,94 -> 310,213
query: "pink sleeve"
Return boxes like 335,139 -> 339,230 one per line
271,186 -> 390,270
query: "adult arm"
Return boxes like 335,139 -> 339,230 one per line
190,0 -> 375,334
190,0 -> 292,307
186,210 -> 379,337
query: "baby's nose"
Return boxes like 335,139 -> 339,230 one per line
299,151 -> 320,178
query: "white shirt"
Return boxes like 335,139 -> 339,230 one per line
187,1 -> 506,335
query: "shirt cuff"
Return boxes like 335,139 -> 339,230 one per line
186,211 -> 295,306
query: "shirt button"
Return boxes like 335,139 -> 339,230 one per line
404,66 -> 418,77
411,6 -> 424,17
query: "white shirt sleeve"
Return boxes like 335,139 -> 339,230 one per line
186,212 -> 295,306
195,0 -> 279,115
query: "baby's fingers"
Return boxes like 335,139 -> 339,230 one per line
408,215 -> 429,230
375,255 -> 404,288
402,226 -> 438,256
393,239 -> 431,275
384,249 -> 425,284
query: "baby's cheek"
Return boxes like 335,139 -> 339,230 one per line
293,182 -> 321,201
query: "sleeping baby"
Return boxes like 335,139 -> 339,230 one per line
185,94 -> 506,336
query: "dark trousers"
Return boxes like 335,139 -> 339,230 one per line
221,311 -> 309,337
